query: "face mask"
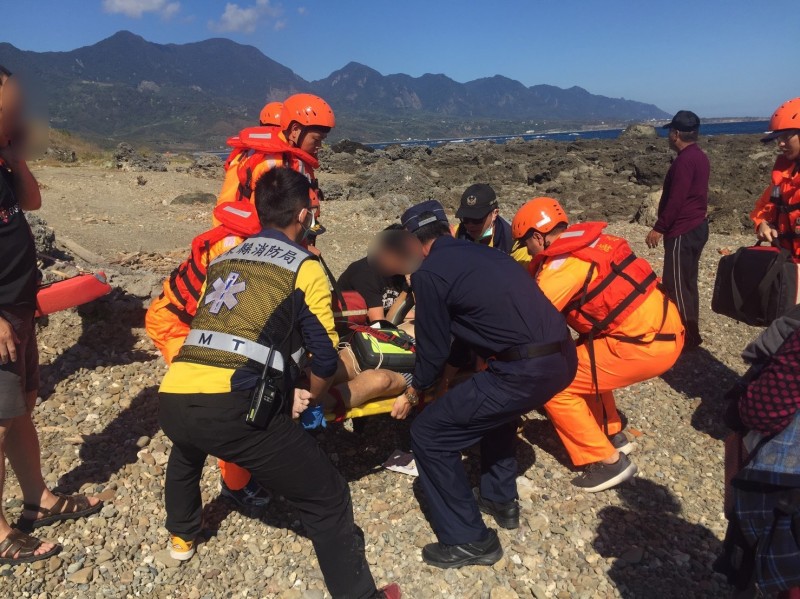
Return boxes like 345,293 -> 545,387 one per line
479,226 -> 494,241
300,209 -> 316,242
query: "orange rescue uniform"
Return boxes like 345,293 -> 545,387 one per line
533,223 -> 685,466
750,156 -> 800,258
152,127 -> 324,489
213,126 -> 320,226
145,202 -> 261,491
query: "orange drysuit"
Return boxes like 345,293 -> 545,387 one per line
145,202 -> 261,491
533,223 -> 685,466
750,156 -> 800,258
213,127 -> 320,226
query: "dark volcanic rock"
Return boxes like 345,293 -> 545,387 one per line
171,192 -> 217,205
25,213 -> 56,255
187,153 -> 224,179
361,162 -> 434,201
331,139 -> 374,154
620,124 -> 659,139
323,133 -> 773,233
45,145 -> 77,163
113,143 -> 168,173
632,151 -> 671,187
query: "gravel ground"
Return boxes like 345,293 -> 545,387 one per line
3,160 -> 766,598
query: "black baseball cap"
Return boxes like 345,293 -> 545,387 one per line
456,184 -> 498,219
662,110 -> 700,132
761,129 -> 800,143
401,200 -> 449,232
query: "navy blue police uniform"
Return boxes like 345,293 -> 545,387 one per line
408,217 -> 577,547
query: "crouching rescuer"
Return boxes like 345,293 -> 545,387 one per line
512,198 -> 685,492
157,168 -> 400,599
386,200 -> 577,569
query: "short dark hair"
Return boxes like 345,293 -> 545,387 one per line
254,167 -> 311,229
413,218 -> 451,244
677,129 -> 699,143
550,222 -> 569,235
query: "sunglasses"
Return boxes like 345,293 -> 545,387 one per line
460,215 -> 490,225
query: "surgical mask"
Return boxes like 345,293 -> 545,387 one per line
300,209 -> 316,242
479,226 -> 494,241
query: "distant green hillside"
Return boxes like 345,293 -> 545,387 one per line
0,31 -> 670,150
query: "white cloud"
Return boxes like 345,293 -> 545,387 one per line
209,0 -> 285,34
102,0 -> 180,19
297,6 -> 307,15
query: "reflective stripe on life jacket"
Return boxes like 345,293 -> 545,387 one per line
162,202 -> 262,318
175,234 -> 312,371
536,222 -> 659,336
221,126 -> 320,205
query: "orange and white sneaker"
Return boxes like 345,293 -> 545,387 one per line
169,535 -> 195,561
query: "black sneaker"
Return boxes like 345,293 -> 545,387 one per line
219,478 -> 271,508
571,453 -> 637,493
608,432 -> 634,455
473,487 -> 519,529
422,529 -> 503,569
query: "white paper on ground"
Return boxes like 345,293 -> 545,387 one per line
382,449 -> 419,477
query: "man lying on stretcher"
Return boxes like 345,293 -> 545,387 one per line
308,228 -> 418,423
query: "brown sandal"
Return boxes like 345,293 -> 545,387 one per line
0,529 -> 62,565
18,493 -> 103,531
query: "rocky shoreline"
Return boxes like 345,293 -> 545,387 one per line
3,131 -> 775,597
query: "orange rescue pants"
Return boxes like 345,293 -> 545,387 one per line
145,296 -> 252,491
544,297 -> 685,466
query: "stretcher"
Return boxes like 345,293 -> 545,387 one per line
324,393 -> 439,422
324,396 -> 401,422
35,272 -> 112,317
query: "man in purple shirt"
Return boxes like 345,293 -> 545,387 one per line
645,110 -> 710,349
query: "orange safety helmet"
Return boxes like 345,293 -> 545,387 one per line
281,93 -> 336,131
763,97 -> 800,142
259,101 -> 283,126
512,197 -> 568,239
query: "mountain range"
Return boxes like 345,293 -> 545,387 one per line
0,31 -> 670,149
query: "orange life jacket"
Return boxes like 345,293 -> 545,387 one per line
766,156 -> 800,252
533,222 -> 659,337
163,201 -> 261,322
221,126 -> 321,206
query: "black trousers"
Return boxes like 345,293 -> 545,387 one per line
410,346 -> 577,545
158,391 -> 376,599
662,220 -> 709,345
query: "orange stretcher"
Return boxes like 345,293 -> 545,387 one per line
35,272 -> 112,317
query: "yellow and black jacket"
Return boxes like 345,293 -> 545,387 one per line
159,229 -> 338,395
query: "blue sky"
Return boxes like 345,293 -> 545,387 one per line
3,0 -> 795,117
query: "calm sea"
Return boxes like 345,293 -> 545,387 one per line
365,120 -> 770,150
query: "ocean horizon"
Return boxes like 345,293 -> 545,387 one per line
364,120 -> 771,150
208,120 -> 770,158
